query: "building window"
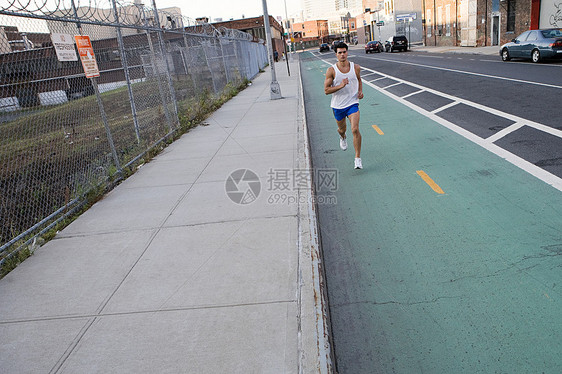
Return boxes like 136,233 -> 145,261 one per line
507,0 -> 516,32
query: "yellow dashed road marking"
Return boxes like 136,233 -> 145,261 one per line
416,170 -> 445,194
372,125 -> 384,135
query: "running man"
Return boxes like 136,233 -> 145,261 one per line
324,42 -> 363,169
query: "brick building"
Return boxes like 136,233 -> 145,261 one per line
291,20 -> 331,45
292,20 -> 330,42
211,16 -> 285,56
0,26 -> 52,53
423,0 -> 557,47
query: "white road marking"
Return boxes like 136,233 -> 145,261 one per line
431,101 -> 459,113
401,90 -> 424,98
485,122 -> 527,143
362,56 -> 562,89
384,82 -> 402,89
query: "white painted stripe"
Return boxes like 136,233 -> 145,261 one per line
384,82 -> 402,89
401,89 -> 424,98
431,101 -> 459,113
369,77 -> 386,82
364,56 -> 562,89
485,122 -> 526,143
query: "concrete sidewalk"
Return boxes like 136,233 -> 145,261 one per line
0,57 -> 332,373
410,44 -> 499,55
348,44 -> 499,56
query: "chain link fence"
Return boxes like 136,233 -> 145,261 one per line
0,0 -> 267,267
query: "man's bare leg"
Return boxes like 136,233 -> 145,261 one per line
348,111 -> 361,158
336,118 -> 347,139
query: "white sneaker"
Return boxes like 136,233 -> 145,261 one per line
340,136 -> 347,151
354,158 -> 363,169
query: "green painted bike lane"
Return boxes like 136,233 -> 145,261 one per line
300,53 -> 562,374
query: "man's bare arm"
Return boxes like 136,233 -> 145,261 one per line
355,63 -> 363,99
324,67 -> 348,95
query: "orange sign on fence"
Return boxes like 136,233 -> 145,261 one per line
74,35 -> 100,78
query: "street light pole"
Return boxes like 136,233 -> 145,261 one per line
262,0 -> 282,100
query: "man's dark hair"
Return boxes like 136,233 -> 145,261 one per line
334,42 -> 348,52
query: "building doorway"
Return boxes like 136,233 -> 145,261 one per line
460,0 -> 477,46
492,13 -> 500,45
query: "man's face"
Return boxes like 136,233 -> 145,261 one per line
335,48 -> 348,61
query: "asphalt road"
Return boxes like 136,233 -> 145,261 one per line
350,48 -> 562,128
300,51 -> 562,374
322,47 -> 562,179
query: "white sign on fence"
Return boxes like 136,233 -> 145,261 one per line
50,33 -> 78,61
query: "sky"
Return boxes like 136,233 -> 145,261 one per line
155,0 -> 303,22
0,0 -> 303,33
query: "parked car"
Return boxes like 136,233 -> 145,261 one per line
500,28 -> 562,63
384,35 -> 408,52
319,43 -> 330,52
365,40 -> 383,53
332,41 -> 344,50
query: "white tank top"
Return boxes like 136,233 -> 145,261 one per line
330,62 -> 359,109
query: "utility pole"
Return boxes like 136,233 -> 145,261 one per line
283,0 -> 294,56
282,0 -> 291,76
262,0 -> 282,100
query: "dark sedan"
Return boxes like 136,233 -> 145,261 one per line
365,41 -> 383,53
319,43 -> 330,52
500,28 -> 562,63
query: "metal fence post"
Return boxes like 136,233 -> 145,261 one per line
150,1 -> 179,127
139,5 -> 173,132
218,36 -> 230,84
111,0 -> 140,144
201,39 -> 218,94
71,0 -> 121,173
92,79 -> 121,171
178,18 -> 198,93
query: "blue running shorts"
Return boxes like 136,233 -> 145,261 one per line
332,103 -> 359,121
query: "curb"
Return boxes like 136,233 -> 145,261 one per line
296,54 -> 336,374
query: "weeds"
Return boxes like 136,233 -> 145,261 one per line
0,75 -> 252,278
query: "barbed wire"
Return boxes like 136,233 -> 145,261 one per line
1,0 -> 222,34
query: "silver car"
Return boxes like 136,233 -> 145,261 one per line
500,28 -> 562,63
